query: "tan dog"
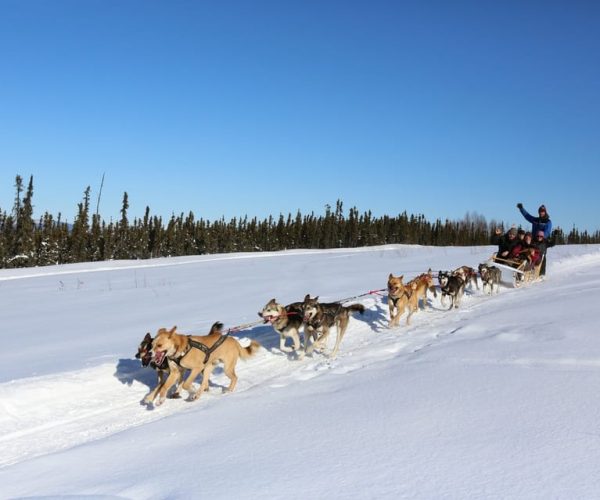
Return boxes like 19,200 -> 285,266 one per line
387,273 -> 413,327
407,269 -> 438,313
143,322 -> 261,406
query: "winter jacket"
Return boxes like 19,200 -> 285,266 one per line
532,233 -> 557,258
518,241 -> 542,265
518,207 -> 553,238
491,231 -> 520,259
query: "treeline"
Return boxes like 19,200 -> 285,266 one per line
1,175 -> 599,269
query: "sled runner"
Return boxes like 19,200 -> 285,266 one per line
488,253 -> 544,288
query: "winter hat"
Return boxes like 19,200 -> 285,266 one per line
537,230 -> 545,237
525,231 -> 532,238
508,228 -> 517,236
538,204 -> 547,213
517,228 -> 525,235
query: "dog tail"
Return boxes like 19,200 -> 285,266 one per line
346,303 -> 365,315
209,321 -> 224,334
239,340 -> 261,360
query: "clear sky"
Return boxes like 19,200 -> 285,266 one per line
1,0 -> 599,233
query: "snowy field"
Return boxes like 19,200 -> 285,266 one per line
1,243 -> 600,499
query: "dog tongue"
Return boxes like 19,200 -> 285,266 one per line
154,351 -> 165,366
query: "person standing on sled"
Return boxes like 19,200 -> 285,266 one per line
531,230 -> 557,277
517,203 -> 553,276
517,203 -> 552,239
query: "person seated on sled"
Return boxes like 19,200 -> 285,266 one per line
491,227 -> 520,265
531,229 -> 558,276
516,232 -> 542,271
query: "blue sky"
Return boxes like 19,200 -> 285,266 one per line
1,0 -> 599,233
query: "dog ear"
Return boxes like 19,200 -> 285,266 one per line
144,332 -> 152,341
304,294 -> 311,301
168,325 -> 177,335
388,273 -> 394,280
270,298 -> 276,304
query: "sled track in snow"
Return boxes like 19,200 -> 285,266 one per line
0,286 -> 516,468
1,252 -> 598,468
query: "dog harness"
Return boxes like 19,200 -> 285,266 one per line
176,334 -> 228,365
306,304 -> 342,329
389,291 -> 409,307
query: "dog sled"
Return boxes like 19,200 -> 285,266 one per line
488,253 -> 544,288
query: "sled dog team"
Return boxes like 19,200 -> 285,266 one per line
139,263 -> 503,407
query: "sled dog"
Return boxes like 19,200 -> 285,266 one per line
258,299 -> 306,355
136,331 -> 182,400
144,322 -> 261,406
438,271 -> 465,309
387,273 -> 413,327
478,263 -> 502,295
301,294 -> 365,358
452,265 -> 479,290
407,269 -> 438,312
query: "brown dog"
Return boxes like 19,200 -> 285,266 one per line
407,270 -> 438,313
452,266 -> 479,290
143,322 -> 261,406
387,273 -> 412,327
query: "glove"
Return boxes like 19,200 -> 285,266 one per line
516,203 -> 523,209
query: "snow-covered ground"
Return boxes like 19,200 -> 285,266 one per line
1,244 -> 600,499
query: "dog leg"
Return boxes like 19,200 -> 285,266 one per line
279,335 -> 293,353
153,370 -> 182,406
304,327 -> 317,355
168,369 -> 185,399
330,318 -> 349,358
144,383 -> 162,405
181,367 -> 204,398
315,327 -> 330,353
222,361 -> 238,393
388,303 -> 397,328
192,363 -> 216,400
290,330 -> 301,353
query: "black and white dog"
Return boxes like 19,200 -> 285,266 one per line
301,295 -> 365,358
259,299 -> 305,356
478,263 -> 502,295
136,332 -> 181,399
437,271 -> 466,309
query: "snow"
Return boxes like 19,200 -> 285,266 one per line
1,243 -> 600,499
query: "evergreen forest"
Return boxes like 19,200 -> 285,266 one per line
2,175 -> 598,269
